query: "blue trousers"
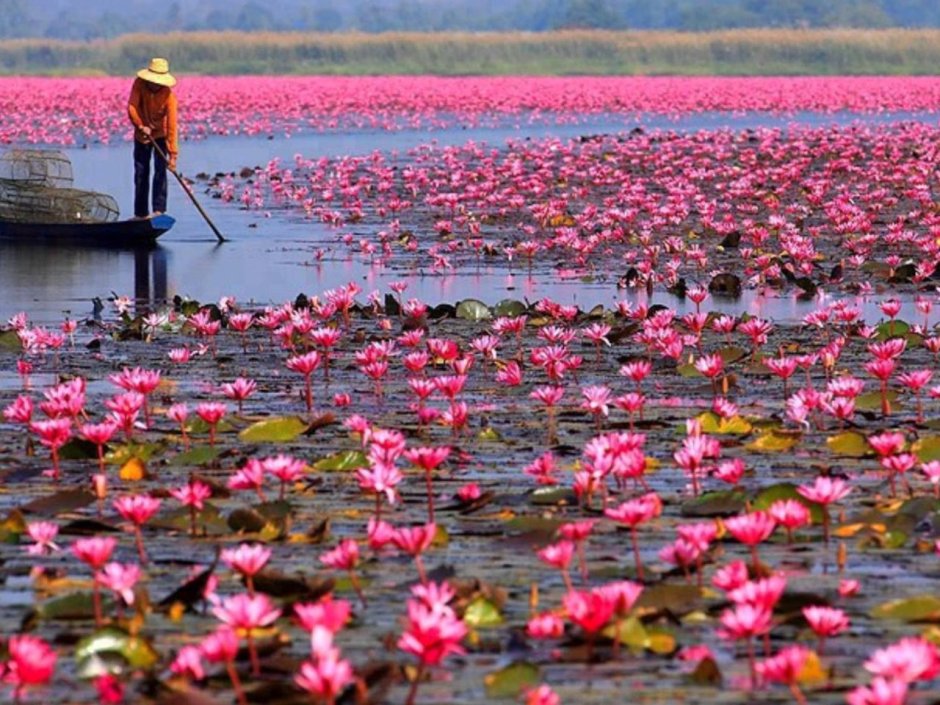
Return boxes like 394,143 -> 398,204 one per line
133,138 -> 168,217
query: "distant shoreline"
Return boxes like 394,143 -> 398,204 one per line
2,29 -> 940,76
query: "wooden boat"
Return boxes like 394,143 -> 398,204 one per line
0,214 -> 174,246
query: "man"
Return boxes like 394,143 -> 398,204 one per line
127,57 -> 178,219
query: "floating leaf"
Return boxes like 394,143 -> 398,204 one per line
75,627 -> 159,671
717,346 -> 747,365
606,615 -> 647,650
912,436 -> 940,463
676,362 -> 703,378
484,662 -> 539,699
753,483 -> 824,524
797,650 -> 827,686
463,597 -> 504,628
695,411 -> 752,436
105,443 -> 162,465
645,626 -> 677,655
0,329 -> 20,351
478,427 -> 502,442
456,299 -> 492,321
313,450 -> 368,472
169,446 -> 222,467
636,584 -> 701,614
875,320 -> 910,341
745,431 -> 800,453
530,487 -> 577,506
59,439 -> 99,460
238,416 -> 310,443
855,390 -> 901,412
681,489 -> 747,517
871,595 -> 940,622
826,431 -> 870,458
688,656 -> 722,686
20,489 -> 95,516
37,592 -> 100,621
119,457 -> 147,482
493,299 -> 527,318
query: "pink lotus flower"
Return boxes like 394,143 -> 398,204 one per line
98,562 -> 141,606
295,650 -> 354,705
391,522 -> 438,584
294,598 -> 352,634
802,605 -> 848,653
213,592 -> 282,676
527,612 -> 565,639
797,476 -> 850,542
724,511 -> 776,571
863,636 -> 940,683
24,521 -> 60,556
195,402 -> 227,445
221,544 -> 272,593
170,644 -> 205,681
2,634 -> 56,703
30,417 -> 71,481
114,494 -> 161,564
847,676 -> 908,705
221,377 -> 257,415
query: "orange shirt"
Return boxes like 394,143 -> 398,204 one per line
127,78 -> 178,157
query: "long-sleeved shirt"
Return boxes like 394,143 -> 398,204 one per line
127,78 -> 178,157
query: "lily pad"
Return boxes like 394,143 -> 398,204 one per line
854,391 -> 901,412
0,329 -> 20,351
752,483 -> 824,523
483,661 -> 539,699
75,627 -> 159,671
169,445 -> 222,467
871,595 -> 940,622
826,431 -> 870,458
680,489 -> 747,517
313,450 -> 368,472
745,431 -> 800,453
456,299 -> 492,321
463,597 -> 504,628
493,299 -> 527,318
695,411 -> 752,436
912,436 -> 940,463
238,416 -> 311,443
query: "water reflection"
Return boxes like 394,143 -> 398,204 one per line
0,242 -> 171,320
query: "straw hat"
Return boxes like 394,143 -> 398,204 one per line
137,57 -> 176,87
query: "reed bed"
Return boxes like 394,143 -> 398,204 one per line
1,28 -> 940,75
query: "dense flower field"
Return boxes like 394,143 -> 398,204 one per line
2,75 -> 940,146
2,74 -> 940,705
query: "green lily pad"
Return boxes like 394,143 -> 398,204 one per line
826,431 -> 870,458
484,661 -> 539,699
238,416 -> 311,443
606,615 -> 648,652
752,483 -> 824,523
105,442 -> 163,465
875,320 -> 910,341
456,299 -> 492,321
855,391 -> 901,412
717,346 -> 747,364
746,431 -> 801,453
695,411 -> 752,436
463,597 -> 504,628
75,627 -> 159,671
59,438 -> 99,460
912,436 -> 940,463
530,487 -> 577,506
871,595 -> 940,622
37,592 -> 102,621
493,299 -> 527,318
0,330 -> 20,351
313,450 -> 368,472
680,489 -> 747,517
169,445 -> 222,467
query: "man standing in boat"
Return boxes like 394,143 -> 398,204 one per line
127,58 -> 178,219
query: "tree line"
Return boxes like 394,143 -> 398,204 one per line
2,0 -> 940,40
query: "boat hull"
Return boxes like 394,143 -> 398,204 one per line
0,214 -> 174,246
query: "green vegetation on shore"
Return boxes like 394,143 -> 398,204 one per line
2,29 -> 940,76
